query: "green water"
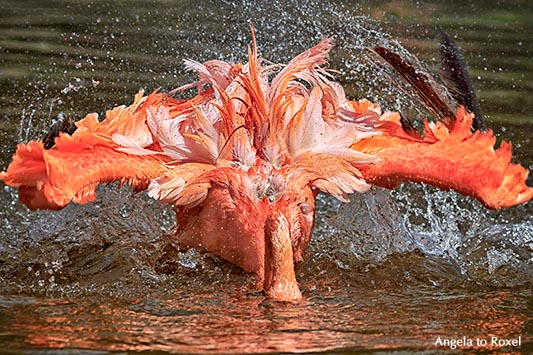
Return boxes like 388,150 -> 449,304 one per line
0,1 -> 531,354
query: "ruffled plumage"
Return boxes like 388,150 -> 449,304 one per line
1,30 -> 531,302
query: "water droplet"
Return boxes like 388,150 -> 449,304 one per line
486,248 -> 513,274
178,249 -> 199,269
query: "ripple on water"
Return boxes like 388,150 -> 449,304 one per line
0,0 -> 532,354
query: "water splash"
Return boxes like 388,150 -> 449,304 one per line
393,184 -> 489,261
0,0 -> 531,298
460,222 -> 533,287
313,188 -> 411,264
310,184 -> 532,288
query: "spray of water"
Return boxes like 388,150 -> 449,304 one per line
0,0 -> 531,297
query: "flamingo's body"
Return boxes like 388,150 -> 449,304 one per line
2,34 -> 532,301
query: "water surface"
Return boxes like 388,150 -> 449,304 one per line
0,1 -> 532,354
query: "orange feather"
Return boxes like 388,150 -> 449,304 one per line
1,32 -> 531,302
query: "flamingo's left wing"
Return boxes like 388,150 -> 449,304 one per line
351,107 -> 533,209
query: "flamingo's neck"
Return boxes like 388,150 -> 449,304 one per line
264,209 -> 302,302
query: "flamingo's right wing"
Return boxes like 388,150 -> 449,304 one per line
0,132 -> 169,211
0,90 -> 213,210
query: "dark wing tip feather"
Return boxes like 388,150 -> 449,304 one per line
439,31 -> 485,131
42,117 -> 78,149
399,112 -> 418,136
373,46 -> 456,122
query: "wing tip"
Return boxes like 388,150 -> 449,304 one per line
484,163 -> 533,209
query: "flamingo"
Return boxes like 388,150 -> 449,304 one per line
1,31 -> 532,302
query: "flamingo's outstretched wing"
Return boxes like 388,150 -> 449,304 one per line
351,106 -> 533,209
0,138 -> 168,210
0,90 -> 211,210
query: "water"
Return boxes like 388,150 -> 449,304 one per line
1,0 -> 532,354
